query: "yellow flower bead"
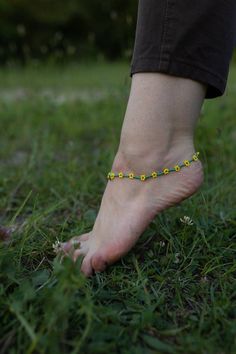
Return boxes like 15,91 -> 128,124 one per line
193,154 -> 198,161
110,172 -> 115,180
152,171 -> 157,178
184,160 -> 190,167
174,165 -> 180,172
107,172 -> 110,179
163,168 -> 169,175
128,173 -> 134,179
140,174 -> 146,181
118,172 -> 124,178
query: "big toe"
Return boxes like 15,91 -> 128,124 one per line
91,253 -> 108,273
81,254 -> 93,277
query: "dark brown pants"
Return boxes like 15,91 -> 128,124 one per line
131,0 -> 236,98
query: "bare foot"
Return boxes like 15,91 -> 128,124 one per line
59,148 -> 203,276
56,73 -> 206,276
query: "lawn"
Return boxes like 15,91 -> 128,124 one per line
0,61 -> 236,354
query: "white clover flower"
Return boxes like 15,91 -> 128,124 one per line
159,241 -> 166,247
201,276 -> 208,283
180,216 -> 194,226
174,252 -> 180,264
52,238 -> 63,254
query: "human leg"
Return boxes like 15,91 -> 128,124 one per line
58,0 -> 236,275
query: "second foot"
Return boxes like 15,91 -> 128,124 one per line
59,151 -> 203,276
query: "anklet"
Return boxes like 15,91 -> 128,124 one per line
107,152 -> 200,181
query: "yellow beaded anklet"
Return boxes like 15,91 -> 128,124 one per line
107,152 -> 200,181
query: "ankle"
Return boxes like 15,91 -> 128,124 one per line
112,139 -> 197,173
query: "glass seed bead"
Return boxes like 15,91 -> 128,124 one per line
174,165 -> 180,172
184,160 -> 190,166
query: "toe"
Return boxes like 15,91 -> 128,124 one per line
91,253 -> 108,273
78,233 -> 90,242
73,241 -> 89,262
73,249 -> 84,262
61,233 -> 90,253
81,255 -> 93,277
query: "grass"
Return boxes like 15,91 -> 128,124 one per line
0,60 -> 236,354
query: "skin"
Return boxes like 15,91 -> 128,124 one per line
59,73 -> 206,276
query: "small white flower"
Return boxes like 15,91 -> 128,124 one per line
201,276 -> 208,283
174,252 -> 180,264
159,241 -> 166,247
52,238 -> 63,254
180,216 -> 194,226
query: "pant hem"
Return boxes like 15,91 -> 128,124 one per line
130,57 -> 227,99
